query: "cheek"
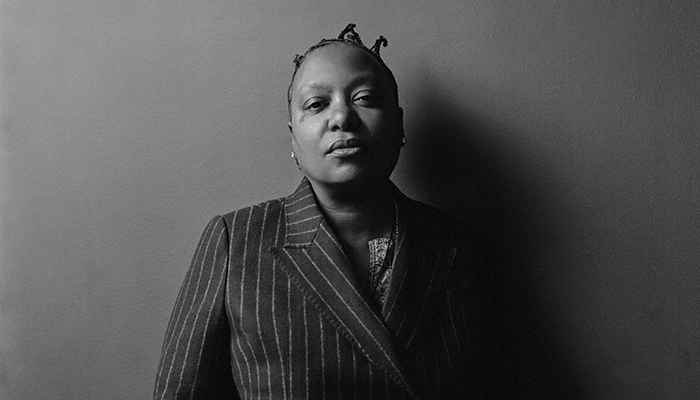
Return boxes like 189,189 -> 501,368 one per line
367,110 -> 398,133
291,120 -> 324,152
291,132 -> 317,157
373,118 -> 401,145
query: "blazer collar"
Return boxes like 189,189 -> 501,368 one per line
282,178 -> 324,248
274,178 -> 457,398
381,185 -> 459,352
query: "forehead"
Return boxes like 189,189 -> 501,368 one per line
294,44 -> 388,91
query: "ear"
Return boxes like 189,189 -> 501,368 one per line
288,122 -> 297,150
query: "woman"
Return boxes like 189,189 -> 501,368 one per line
154,24 -> 475,399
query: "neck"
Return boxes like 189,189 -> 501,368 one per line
311,179 -> 394,242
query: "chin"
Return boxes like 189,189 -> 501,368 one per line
331,170 -> 390,189
304,161 -> 395,190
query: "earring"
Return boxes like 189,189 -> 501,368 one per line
401,136 -> 407,147
291,151 -> 300,169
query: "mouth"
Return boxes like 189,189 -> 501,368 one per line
327,138 -> 365,156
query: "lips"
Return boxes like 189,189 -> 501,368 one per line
327,138 -> 365,155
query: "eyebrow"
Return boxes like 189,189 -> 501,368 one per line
298,83 -> 333,95
296,73 -> 383,98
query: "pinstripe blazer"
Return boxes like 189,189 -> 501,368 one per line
154,178 -> 477,399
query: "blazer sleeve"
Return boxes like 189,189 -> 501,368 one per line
154,216 -> 239,399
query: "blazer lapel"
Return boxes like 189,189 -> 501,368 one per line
382,187 -> 458,352
270,179 -> 418,399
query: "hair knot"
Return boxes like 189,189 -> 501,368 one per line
370,36 -> 388,55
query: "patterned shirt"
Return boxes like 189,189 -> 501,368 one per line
368,237 -> 395,306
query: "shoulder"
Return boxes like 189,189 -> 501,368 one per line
399,195 -> 483,282
218,197 -> 285,229
400,195 -> 469,247
405,198 -> 458,229
206,198 -> 287,251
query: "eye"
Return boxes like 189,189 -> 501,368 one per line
353,90 -> 379,107
303,97 -> 328,111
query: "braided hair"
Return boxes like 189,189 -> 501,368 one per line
287,24 -> 399,119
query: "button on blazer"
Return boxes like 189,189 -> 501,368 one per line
154,178 -> 478,399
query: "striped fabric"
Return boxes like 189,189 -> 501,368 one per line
154,179 -> 475,399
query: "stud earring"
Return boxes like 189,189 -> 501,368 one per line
401,136 -> 407,147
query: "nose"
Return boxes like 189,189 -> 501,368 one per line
328,102 -> 360,132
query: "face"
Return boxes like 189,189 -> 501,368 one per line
288,44 -> 404,192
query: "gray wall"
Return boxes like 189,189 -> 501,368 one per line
1,1 -> 698,399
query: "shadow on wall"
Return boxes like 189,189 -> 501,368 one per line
404,82 -> 589,399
